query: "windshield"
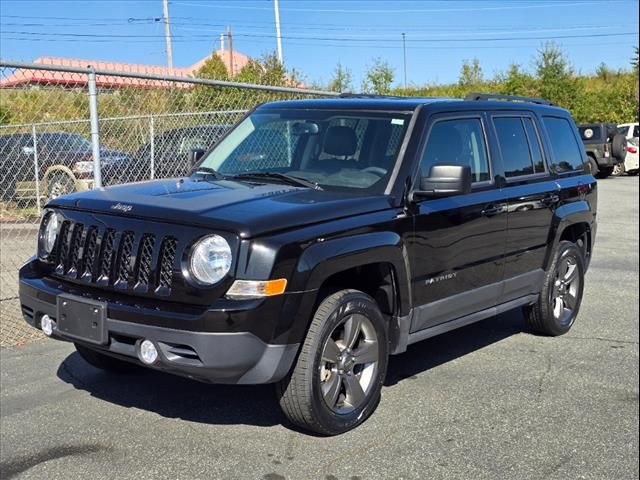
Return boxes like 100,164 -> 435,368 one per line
40,133 -> 92,152
198,109 -> 411,193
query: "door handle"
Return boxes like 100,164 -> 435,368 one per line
542,194 -> 560,205
481,204 -> 507,216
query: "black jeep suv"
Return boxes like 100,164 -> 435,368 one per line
19,93 -> 597,435
576,122 -> 627,179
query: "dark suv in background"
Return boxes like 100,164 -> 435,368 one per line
112,124 -> 228,184
576,122 -> 627,178
0,132 -> 130,202
20,93 -> 596,435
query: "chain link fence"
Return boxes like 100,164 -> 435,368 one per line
0,60 -> 335,346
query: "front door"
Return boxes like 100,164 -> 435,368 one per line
409,114 -> 507,332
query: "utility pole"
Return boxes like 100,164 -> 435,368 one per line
162,0 -> 173,72
227,26 -> 235,76
402,32 -> 407,90
273,0 -> 283,64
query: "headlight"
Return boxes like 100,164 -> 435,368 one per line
40,211 -> 61,256
189,234 -> 232,285
72,161 -> 94,175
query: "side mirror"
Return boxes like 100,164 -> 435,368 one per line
190,148 -> 206,167
412,164 -> 472,200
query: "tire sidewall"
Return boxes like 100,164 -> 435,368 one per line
543,242 -> 585,335
309,292 -> 389,434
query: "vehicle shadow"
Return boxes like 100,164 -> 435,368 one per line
56,309 -> 526,428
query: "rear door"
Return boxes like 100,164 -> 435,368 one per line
488,112 -> 560,303
409,113 -> 508,332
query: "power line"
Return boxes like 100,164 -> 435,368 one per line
3,30 -> 637,43
172,1 -> 623,13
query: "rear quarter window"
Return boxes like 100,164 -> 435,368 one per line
543,117 -> 585,172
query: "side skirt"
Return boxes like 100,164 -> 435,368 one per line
403,294 -> 538,348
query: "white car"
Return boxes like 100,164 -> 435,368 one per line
617,122 -> 639,140
623,138 -> 639,175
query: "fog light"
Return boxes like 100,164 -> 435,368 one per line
139,339 -> 158,365
41,314 -> 55,336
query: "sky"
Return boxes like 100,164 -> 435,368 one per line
1,0 -> 639,88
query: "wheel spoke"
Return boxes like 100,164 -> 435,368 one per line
564,292 -> 577,310
558,258 -> 569,279
321,373 -> 342,408
564,262 -> 578,283
322,339 -> 341,363
353,340 -> 379,365
342,315 -> 363,349
343,373 -> 366,408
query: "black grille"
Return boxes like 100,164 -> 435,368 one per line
68,224 -> 84,278
81,227 -> 98,280
158,237 -> 177,290
117,232 -> 134,285
136,234 -> 155,286
99,229 -> 115,281
55,221 -> 71,275
52,222 -> 179,296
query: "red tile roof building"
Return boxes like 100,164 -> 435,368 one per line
0,49 -> 252,88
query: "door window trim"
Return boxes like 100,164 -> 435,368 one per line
412,113 -> 494,193
490,113 -> 551,183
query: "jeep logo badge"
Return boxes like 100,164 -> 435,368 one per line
110,203 -> 133,213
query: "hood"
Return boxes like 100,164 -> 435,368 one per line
49,177 -> 394,238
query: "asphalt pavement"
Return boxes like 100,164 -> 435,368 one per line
1,177 -> 638,480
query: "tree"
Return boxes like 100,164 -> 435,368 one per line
0,104 -> 12,125
328,63 -> 353,92
361,58 -> 394,94
632,47 -> 639,75
458,58 -> 483,86
194,53 -> 229,81
534,42 -> 580,108
496,63 -> 535,96
259,52 -> 288,86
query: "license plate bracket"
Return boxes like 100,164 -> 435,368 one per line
56,294 -> 107,345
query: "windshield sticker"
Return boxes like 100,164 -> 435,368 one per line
391,118 -> 405,125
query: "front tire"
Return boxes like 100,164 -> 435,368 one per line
524,241 -> 585,336
276,289 -> 388,435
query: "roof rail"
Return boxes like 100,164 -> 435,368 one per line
464,92 -> 553,106
338,92 -> 406,99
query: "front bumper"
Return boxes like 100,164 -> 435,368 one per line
19,263 -> 299,385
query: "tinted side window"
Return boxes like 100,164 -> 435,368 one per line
421,118 -> 490,183
494,117 -> 534,178
634,125 -> 639,138
522,118 -> 545,173
543,117 -> 585,172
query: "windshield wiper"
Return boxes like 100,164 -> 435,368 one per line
230,172 -> 323,190
190,166 -> 224,180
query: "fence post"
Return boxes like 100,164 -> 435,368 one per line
31,126 -> 41,215
149,115 -> 155,180
87,67 -> 102,188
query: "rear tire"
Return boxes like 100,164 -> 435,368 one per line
588,156 -> 599,176
595,166 -> 613,179
276,289 -> 388,435
524,241 -> 585,336
75,343 -> 138,373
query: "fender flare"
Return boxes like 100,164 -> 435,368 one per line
545,200 -> 594,270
